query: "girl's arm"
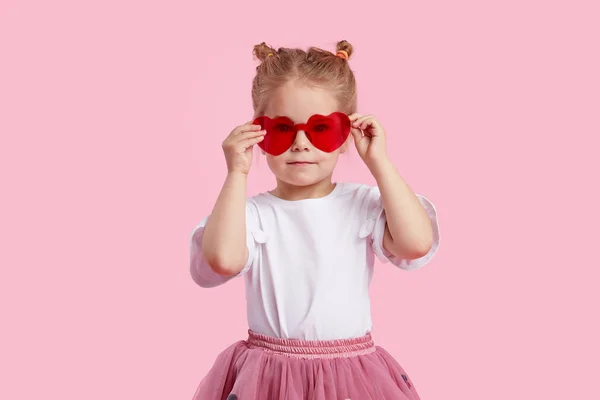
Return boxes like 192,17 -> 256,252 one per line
201,171 -> 249,277
199,120 -> 265,277
348,112 -> 436,263
369,158 -> 434,260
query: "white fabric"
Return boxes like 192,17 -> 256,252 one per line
190,182 -> 440,340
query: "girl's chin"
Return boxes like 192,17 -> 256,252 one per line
280,175 -> 324,187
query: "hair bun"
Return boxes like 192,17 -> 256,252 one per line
335,40 -> 354,59
253,42 -> 277,61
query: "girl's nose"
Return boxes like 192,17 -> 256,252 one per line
291,130 -> 311,151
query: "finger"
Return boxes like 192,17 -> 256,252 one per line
237,130 -> 266,140
224,130 -> 265,147
348,113 -> 363,122
360,119 -> 376,130
351,114 -> 370,122
350,127 -> 363,142
233,122 -> 262,135
352,115 -> 374,128
238,135 -> 265,149
232,122 -> 252,133
357,118 -> 377,131
240,124 -> 263,134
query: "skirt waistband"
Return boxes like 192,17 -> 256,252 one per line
246,330 -> 376,359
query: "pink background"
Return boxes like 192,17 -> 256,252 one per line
1,0 -> 599,398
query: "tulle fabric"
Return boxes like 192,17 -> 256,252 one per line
192,330 -> 421,400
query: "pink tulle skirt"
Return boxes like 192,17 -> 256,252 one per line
192,330 -> 421,400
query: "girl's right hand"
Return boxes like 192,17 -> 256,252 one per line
222,121 -> 266,175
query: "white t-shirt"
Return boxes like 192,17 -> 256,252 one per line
190,182 -> 440,341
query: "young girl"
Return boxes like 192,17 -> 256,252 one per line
190,40 -> 440,400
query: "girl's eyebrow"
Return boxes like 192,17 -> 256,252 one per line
273,115 -> 298,123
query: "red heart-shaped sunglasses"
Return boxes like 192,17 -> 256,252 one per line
253,112 -> 351,156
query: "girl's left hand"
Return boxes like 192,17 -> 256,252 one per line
348,113 -> 388,167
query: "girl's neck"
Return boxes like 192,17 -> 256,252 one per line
270,178 -> 336,201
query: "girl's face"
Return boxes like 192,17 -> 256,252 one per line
260,80 -> 350,188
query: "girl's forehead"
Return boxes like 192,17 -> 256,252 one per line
265,83 -> 339,121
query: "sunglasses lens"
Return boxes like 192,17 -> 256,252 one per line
307,112 -> 351,152
254,116 -> 295,156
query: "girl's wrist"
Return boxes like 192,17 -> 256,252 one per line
367,156 -> 394,179
227,170 -> 249,181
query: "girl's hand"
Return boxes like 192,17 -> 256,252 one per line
222,121 -> 266,175
348,113 -> 388,168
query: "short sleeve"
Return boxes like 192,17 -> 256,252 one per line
189,201 -> 265,288
361,186 -> 440,271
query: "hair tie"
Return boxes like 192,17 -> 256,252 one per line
336,50 -> 349,60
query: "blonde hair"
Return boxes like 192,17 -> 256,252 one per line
251,40 -> 357,118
